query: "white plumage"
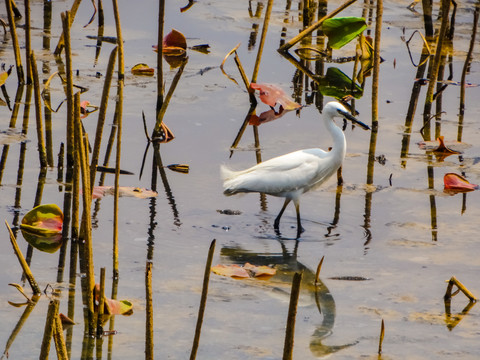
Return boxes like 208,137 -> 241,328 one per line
221,101 -> 370,238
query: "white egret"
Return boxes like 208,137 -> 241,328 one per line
221,101 -> 370,238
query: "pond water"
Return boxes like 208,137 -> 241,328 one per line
1,0 -> 480,359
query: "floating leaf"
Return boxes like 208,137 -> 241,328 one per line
0,65 -> 13,86
153,29 -> 187,68
318,67 -> 363,99
91,186 -> 158,199
0,129 -> 27,145
20,204 -> 63,235
0,71 -> 8,87
322,17 -> 367,49
212,263 -> 276,280
164,29 -> 187,50
105,299 -> 133,316
432,136 -> 461,155
94,284 -> 133,315
212,264 -> 249,279
444,173 -> 479,192
96,165 -> 134,175
243,263 -> 276,278
190,44 -> 210,54
131,63 -> 155,76
250,83 -> 301,110
166,164 -> 190,174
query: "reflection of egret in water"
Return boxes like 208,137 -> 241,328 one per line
220,242 -> 357,357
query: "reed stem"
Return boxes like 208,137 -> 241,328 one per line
145,262 -> 154,360
279,0 -> 357,52
30,51 -> 48,168
5,220 -> 41,295
190,239 -> 216,360
39,300 -> 59,359
283,271 -> 303,360
5,0 -> 25,83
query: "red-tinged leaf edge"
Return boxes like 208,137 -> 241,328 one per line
444,173 -> 479,192
250,83 -> 301,110
163,29 -> 187,50
20,204 -> 63,235
433,136 -> 461,155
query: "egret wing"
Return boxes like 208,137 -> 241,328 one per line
223,149 -> 338,196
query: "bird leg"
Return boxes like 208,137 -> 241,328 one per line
294,199 -> 305,239
274,198 -> 291,233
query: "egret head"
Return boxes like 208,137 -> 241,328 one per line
324,101 -> 370,130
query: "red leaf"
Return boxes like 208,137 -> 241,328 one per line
250,83 -> 301,110
444,173 -> 479,192
163,29 -> 187,50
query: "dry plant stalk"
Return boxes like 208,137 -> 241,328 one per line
444,276 -> 477,302
61,11 -> 75,169
112,0 -> 125,279
145,262 -> 154,360
5,220 -> 41,295
39,300 -> 59,359
279,0 -> 358,52
53,313 -> 68,360
96,267 -> 106,337
152,58 -> 188,139
54,0 -> 82,55
423,0 -> 451,124
190,239 -> 216,360
283,271 -> 303,360
378,318 -> 385,354
29,51 -> 48,168
5,0 -> 24,83
74,93 -> 95,332
220,43 -> 251,92
251,0 -> 274,84
372,0 -> 383,127
314,256 -> 325,286
24,0 -> 32,83
157,0 -> 165,112
90,46 -> 118,188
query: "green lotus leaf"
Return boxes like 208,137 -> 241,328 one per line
318,67 -> 363,99
322,17 -> 367,49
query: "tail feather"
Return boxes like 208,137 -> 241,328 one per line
221,165 -> 246,196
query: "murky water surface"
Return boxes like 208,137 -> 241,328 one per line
1,0 -> 480,359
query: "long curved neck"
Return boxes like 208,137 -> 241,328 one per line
325,118 -> 346,166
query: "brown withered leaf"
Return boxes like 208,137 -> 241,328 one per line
212,263 -> 276,280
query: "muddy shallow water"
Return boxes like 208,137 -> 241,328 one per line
1,0 -> 480,359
